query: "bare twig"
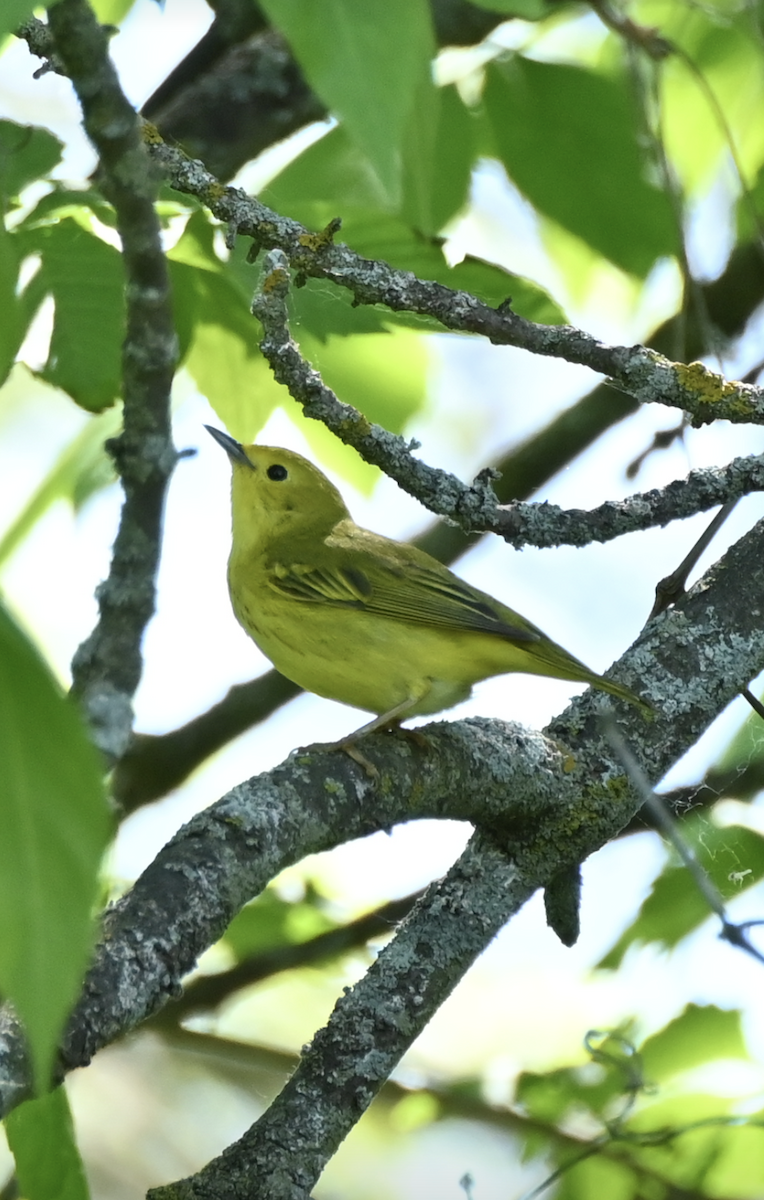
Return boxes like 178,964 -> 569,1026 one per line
605,722 -> 764,967
649,498 -> 739,618
589,0 -> 673,60
626,416 -> 688,480
742,687 -> 764,722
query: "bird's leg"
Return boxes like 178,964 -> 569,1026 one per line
343,697 -> 422,741
319,696 -> 425,778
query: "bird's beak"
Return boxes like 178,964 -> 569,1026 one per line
205,425 -> 255,469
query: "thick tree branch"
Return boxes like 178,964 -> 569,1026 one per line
2,517 -> 764,1155
24,3 -> 178,758
149,729 -> 764,1022
141,137 -> 764,426
146,516 -> 764,1199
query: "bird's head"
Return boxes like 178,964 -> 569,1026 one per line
205,426 -> 350,550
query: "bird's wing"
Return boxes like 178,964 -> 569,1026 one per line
267,557 -> 539,644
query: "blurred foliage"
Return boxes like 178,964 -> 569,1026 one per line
0,601 -> 110,1091
2,0 -> 764,1197
223,884 -> 336,962
5,1087 -> 88,1200
599,818 -> 764,967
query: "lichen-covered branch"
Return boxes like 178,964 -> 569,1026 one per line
23,3 -> 178,758
1,515 -> 763,1167
147,516 -> 764,1200
499,457 -> 764,548
141,136 -> 764,426
254,248 -> 764,542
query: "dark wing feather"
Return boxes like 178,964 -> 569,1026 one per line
268,557 -> 539,644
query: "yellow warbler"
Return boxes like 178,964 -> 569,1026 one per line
207,427 -> 649,735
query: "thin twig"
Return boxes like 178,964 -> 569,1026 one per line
589,0 -> 673,60
742,688 -> 764,722
604,721 -> 764,967
649,498 -> 739,618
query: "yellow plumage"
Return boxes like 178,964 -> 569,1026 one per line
207,427 -> 649,732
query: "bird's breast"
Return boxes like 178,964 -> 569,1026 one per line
227,562 -> 477,716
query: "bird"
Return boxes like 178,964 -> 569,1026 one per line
207,426 -> 650,741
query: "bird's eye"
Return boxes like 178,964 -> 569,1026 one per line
267,464 -> 288,481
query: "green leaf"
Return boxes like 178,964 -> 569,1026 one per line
641,1005 -> 747,1082
166,209 -> 223,274
18,187 -> 117,230
261,85 -> 476,235
302,327 -> 427,434
0,218 -> 23,387
697,1114 -> 764,1195
598,821 -> 764,968
425,84 -> 478,231
0,409 -> 119,569
0,1 -> 60,42
174,269 -> 276,441
483,57 -> 677,276
515,1059 -> 625,1125
556,1154 -> 635,1200
260,0 -> 438,206
168,212 -> 279,439
399,40 -> 441,232
90,0 -> 139,21
224,887 -> 333,961
624,1093 -> 762,1194
261,125 -> 393,217
5,1086 -> 89,1200
469,0 -> 550,13
0,121 -> 63,207
183,305 -> 279,444
17,218 -> 125,410
0,603 -> 110,1090
655,5 -> 764,193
